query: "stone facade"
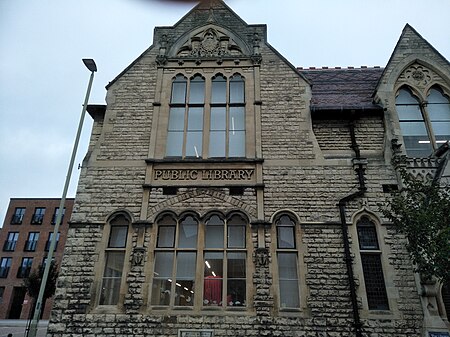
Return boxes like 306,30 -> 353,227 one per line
48,1 -> 450,336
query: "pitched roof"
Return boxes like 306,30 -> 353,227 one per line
299,67 -> 384,112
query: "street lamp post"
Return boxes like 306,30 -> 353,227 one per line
27,58 -> 97,337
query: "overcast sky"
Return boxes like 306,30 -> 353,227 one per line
0,0 -> 449,225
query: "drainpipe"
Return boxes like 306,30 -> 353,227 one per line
338,119 -> 367,337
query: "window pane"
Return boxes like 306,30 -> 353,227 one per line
175,252 -> 196,306
399,121 -> 432,157
187,107 -> 203,131
227,252 -> 246,278
279,280 -> 300,308
278,252 -> 299,308
229,131 -> 245,157
178,216 -> 198,248
166,131 -> 183,157
185,131 -> 202,157
152,252 -> 174,305
229,107 -> 245,131
212,76 -> 226,104
154,252 -> 174,277
433,122 -> 450,139
168,107 -> 185,131
189,76 -> 205,104
209,131 -> 226,157
109,226 -> 128,248
227,252 -> 246,307
230,76 -> 245,103
357,217 -> 379,250
205,215 -> 224,248
361,254 -> 389,310
100,252 -> 125,305
157,226 -> 175,248
204,252 -> 223,306
228,225 -> 245,248
277,226 -> 295,249
151,278 -> 172,305
210,107 -> 226,131
171,76 -> 187,104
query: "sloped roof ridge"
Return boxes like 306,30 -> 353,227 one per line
297,66 -> 383,70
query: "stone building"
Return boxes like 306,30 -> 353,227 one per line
48,1 -> 450,336
0,198 -> 73,320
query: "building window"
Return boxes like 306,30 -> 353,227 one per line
396,86 -> 450,157
51,207 -> 66,225
356,216 -> 389,310
151,212 -> 248,308
3,232 -> 19,252
166,73 -> 246,159
45,232 -> 60,252
11,208 -> 25,224
99,214 -> 129,305
17,257 -> 33,278
275,215 -> 300,308
0,286 -> 4,304
24,232 -> 39,252
209,74 -> 246,158
31,208 -> 46,224
0,258 -> 12,278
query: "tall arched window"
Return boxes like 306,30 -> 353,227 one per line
396,86 -> 450,157
99,214 -> 130,305
275,214 -> 300,308
167,74 -> 205,158
356,216 -> 389,310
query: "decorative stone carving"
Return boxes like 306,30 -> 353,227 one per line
254,247 -> 269,267
176,28 -> 244,58
132,247 -> 146,266
401,64 -> 433,87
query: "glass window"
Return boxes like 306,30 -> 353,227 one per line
31,207 -> 46,224
11,207 -> 25,224
25,232 -> 39,252
165,73 -> 246,159
99,214 -> 129,306
45,232 -> 60,252
3,232 -> 19,251
167,75 -> 204,158
152,212 -> 248,309
275,214 -> 300,308
396,86 -> 450,157
0,258 -> 12,278
428,88 -> 450,145
356,216 -> 389,310
17,257 -> 33,278
51,207 -> 66,225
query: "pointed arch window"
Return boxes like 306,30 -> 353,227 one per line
356,216 -> 389,310
167,74 -> 205,158
396,86 -> 450,157
151,212 -> 249,309
99,214 -> 129,305
166,73 -> 246,159
275,215 -> 300,309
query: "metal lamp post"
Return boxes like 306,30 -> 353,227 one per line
27,58 -> 97,337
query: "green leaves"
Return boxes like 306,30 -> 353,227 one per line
382,171 -> 450,282
23,261 -> 59,300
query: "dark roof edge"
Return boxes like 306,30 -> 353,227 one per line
9,198 -> 75,201
310,105 -> 383,118
87,104 -> 107,119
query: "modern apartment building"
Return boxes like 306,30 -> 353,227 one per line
0,198 -> 74,320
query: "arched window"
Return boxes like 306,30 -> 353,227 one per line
427,87 -> 450,146
356,216 -> 389,310
396,86 -> 450,157
151,212 -> 249,309
99,214 -> 130,305
275,214 -> 300,308
396,88 -> 432,157
167,74 -> 205,158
